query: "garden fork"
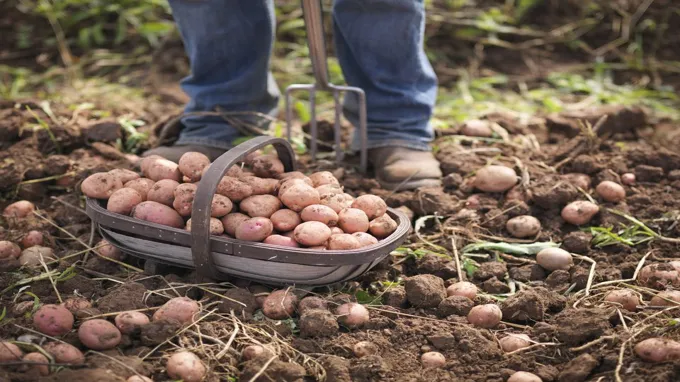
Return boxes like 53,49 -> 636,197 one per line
285,0 -> 368,173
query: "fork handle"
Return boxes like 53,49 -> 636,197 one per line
302,0 -> 330,90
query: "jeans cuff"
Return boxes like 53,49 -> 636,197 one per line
174,136 -> 235,151
351,138 -> 431,153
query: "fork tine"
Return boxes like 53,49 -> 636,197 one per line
333,89 -> 342,163
309,87 -> 318,162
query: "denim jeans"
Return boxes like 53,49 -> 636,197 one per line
168,0 -> 438,152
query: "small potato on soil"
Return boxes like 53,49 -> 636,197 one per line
467,304 -> 502,328
351,195 -> 387,220
505,215 -> 541,238
167,351 -> 207,382
0,241 -> 21,259
146,158 -> 182,182
251,155 -> 284,178
280,183 -> 321,212
222,213 -> 251,237
77,319 -> 121,350
20,231 -> 44,248
235,217 -> 274,242
336,302 -> 370,328
217,176 -> 253,202
294,221 -> 332,247
446,281 -> 478,300
508,371 -> 543,382
461,119 -> 493,137
327,234 -> 361,250
634,337 -> 680,363
263,234 -> 299,247
147,179 -> 180,206
536,248 -> 573,271
421,351 -> 446,368
211,194 -> 233,217
338,208 -> 369,234
352,232 -> 378,247
107,187 -> 143,215
97,239 -> 123,260
621,173 -> 636,185
604,289 -> 639,311
561,201 -> 599,225
3,200 -> 36,218
353,341 -> 379,358
185,217 -> 224,235
650,290 -> 680,306
595,180 -> 626,202
298,296 -> 328,315
108,169 -> 140,184
299,309 -> 339,338
301,204 -> 339,226
240,195 -> 282,218
473,165 -> 518,193
42,342 -> 84,365
309,171 -> 339,187
262,290 -> 297,320
132,201 -> 185,228
638,263 -> 680,289
62,297 -> 91,314
368,214 -> 398,239
153,297 -> 200,324
499,334 -> 532,352
242,345 -> 273,361
0,342 -> 23,362
270,209 -> 301,232
19,246 -> 56,267
81,173 -> 123,199
179,152 -> 211,182
115,311 -> 150,334
21,352 -> 50,376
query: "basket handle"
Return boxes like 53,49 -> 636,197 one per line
190,136 -> 297,280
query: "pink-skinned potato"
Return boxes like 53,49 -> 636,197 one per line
140,155 -> 162,173
262,290 -> 297,320
19,246 -> 56,267
316,183 -> 343,196
124,178 -> 155,200
294,221 -> 331,247
264,235 -> 299,247
81,173 -> 123,199
309,171 -> 339,187
221,213 -> 250,237
270,209 -> 301,232
108,168 -> 140,184
97,239 -> 124,260
61,297 -> 92,314
21,230 -> 44,248
240,195 -> 282,218
21,352 -> 50,376
211,194 -> 233,217
147,179 -> 180,206
300,204 -> 339,226
280,183 -> 320,212
368,213 -> 397,239
327,234 -> 361,250
235,217 -> 273,242
634,338 -> 680,363
338,208 -> 370,234
352,232 -> 378,247
115,311 -> 150,334
42,342 -> 84,365
561,201 -> 599,225
0,241 -> 21,259
77,319 -> 121,350
172,185 -> 196,217
473,165 -> 517,192
131,201 -> 185,228
0,341 -> 22,362
186,217 -> 224,235
145,158 -> 182,182
331,227 -> 344,235
33,304 -> 74,336
240,176 -> 279,195
217,176 -> 253,202
251,155 -> 284,178
336,302 -> 370,328
351,195 -> 387,220
320,193 -> 354,213
179,152 -> 211,182
107,187 -> 143,215
166,351 -> 207,382
153,297 -> 200,324
3,200 -> 36,218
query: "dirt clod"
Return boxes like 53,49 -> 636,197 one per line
437,295 -> 474,317
299,309 -> 339,338
553,308 -> 612,346
474,262 -> 507,280
557,353 -> 600,382
96,282 -> 148,314
218,288 -> 256,318
139,319 -> 182,346
404,274 -> 447,308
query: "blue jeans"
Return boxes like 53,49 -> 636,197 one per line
169,0 -> 437,152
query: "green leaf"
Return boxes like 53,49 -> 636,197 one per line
461,241 -> 560,255
294,101 -> 311,124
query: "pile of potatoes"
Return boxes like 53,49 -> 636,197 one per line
80,151 -> 397,250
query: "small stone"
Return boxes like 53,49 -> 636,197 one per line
634,165 -> 664,183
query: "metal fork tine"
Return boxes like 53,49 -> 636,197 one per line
333,89 -> 342,163
309,88 -> 318,162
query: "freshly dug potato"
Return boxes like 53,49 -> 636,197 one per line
561,201 -> 599,225
327,234 -> 361,250
621,173 -> 636,185
316,183 -> 343,196
81,173 -> 123,199
108,169 -> 140,184
132,201 -> 184,228
320,192 -> 354,213
278,171 -> 311,182
301,204 -> 339,226
240,195 -> 282,218
240,176 -> 278,195
167,351 -> 206,382
107,187 -> 143,215
604,289 -> 639,311
42,342 -> 84,365
235,217 -> 274,242
115,311 -> 150,334
0,342 -> 23,362
280,183 -> 320,212
179,152 -> 211,182
309,171 -> 339,187
21,231 -> 44,248
3,200 -> 36,218
500,334 -> 532,352
634,338 -> 680,363
446,281 -> 478,300
562,173 -> 591,190
21,352 -> 50,376
595,180 -> 626,202
278,178 -> 313,197
33,304 -> 74,336
147,179 -> 180,206
173,183 -> 197,217
62,297 -> 92,314
353,341 -> 379,358
78,319 -> 121,350
508,371 -> 542,382
263,235 -> 299,247
97,239 -> 124,260
145,158 -> 182,182
638,263 -> 680,289
251,154 -> 284,178
0,241 -> 21,259
338,208 -> 369,234
368,214 -> 397,239
473,165 -> 518,192
211,194 -> 233,217
536,248 -> 573,271
467,304 -> 502,328
153,297 -> 200,324
506,215 -> 541,238
270,209 -> 301,232
242,345 -> 273,361
352,232 -> 378,247
221,213 -> 251,237
140,155 -> 162,173
650,290 -> 680,306
421,351 -> 446,368
351,195 -> 387,220
336,302 -> 370,328
217,176 -> 253,202
19,246 -> 56,267
330,227 -> 344,235
186,218 -> 224,235
293,221 -> 332,247
262,289 -> 297,319
461,119 -> 493,137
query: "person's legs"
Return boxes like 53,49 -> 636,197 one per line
145,0 -> 279,161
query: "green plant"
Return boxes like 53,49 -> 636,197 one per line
117,117 -> 148,154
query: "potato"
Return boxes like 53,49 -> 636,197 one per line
132,201 -> 185,228
262,289 -> 297,319
338,208 -> 369,234
107,187 -> 143,215
147,179 -> 180,206
368,214 -> 397,239
353,341 -> 379,358
536,248 -> 573,271
467,304 -> 502,328
0,241 -> 21,259
62,297 -> 92,314
461,119 -> 493,137
167,351 -> 207,382
308,245 -> 327,250
33,304 -> 74,336
115,311 -> 150,334
301,204 -> 339,226
211,194 -> 233,217
500,334 -> 532,352
639,263 -> 680,289
270,209 -> 301,232
604,289 -> 639,312
278,171 -> 310,182
42,342 -> 84,365
508,371 -> 543,382
179,152 -> 211,182
123,178 -> 155,201
81,173 -> 123,199
336,302 -> 369,328
352,232 -> 378,247
221,213 -> 251,237
473,165 -> 518,192
19,246 -> 56,267
186,218 -> 224,235
3,200 -> 36,218
241,345 -> 273,361
140,155 -> 162,173
20,231 -> 44,248
320,192 -> 354,213
280,183 -> 320,212
108,168 -> 140,184
240,195 -> 282,218
251,154 -> 284,178
97,239 -> 124,260
621,173 -> 636,185
650,290 -> 680,307
0,342 -> 23,362
446,281 -> 477,300
595,180 -> 626,202
263,235 -> 299,247
506,215 -> 541,238
351,195 -> 387,220
278,178 -> 313,196
173,183 -> 197,217
235,217 -> 273,242
634,337 -> 680,363
298,296 -> 328,315
505,186 -> 531,203
562,173 -> 591,190
145,158 -> 181,182
327,234 -> 361,250
240,176 -> 278,195
309,171 -> 340,187
127,376 -> 153,382
153,297 -> 200,324
293,221 -> 332,246
561,201 -> 599,225
316,183 -> 343,196
217,176 -> 253,202
21,352 -> 49,376
421,351 -> 446,368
